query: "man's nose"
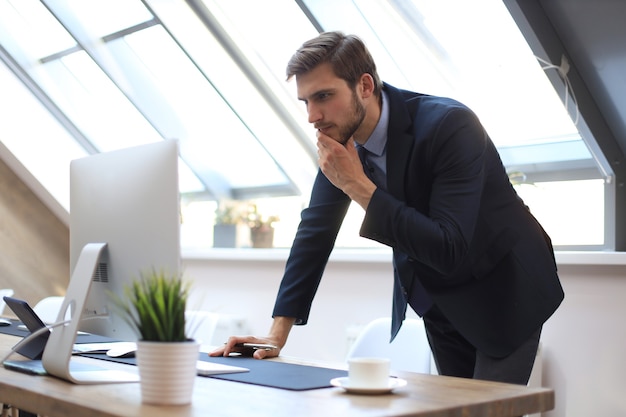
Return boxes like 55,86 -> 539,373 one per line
307,103 -> 321,124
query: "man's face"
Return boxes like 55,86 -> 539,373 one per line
296,63 -> 365,144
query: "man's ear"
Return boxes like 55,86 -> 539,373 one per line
359,73 -> 375,99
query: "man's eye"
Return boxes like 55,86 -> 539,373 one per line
316,92 -> 331,101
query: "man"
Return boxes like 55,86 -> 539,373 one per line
211,31 -> 564,385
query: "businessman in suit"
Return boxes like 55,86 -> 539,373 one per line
212,31 -> 564,385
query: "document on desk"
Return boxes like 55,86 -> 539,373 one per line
69,347 -> 250,376
75,345 -> 249,375
196,360 -> 249,376
72,341 -> 137,354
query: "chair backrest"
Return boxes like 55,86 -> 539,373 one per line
33,296 -> 67,324
346,317 -> 431,374
0,289 -> 15,315
185,310 -> 220,345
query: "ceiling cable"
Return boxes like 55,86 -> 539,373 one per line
536,55 -> 580,126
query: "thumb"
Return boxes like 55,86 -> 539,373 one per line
253,349 -> 268,359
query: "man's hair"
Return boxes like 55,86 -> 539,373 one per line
286,31 -> 382,96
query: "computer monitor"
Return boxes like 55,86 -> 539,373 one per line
70,139 -> 180,341
41,140 -> 181,384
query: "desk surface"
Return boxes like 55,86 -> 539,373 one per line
0,333 -> 554,417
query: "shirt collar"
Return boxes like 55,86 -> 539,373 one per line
361,90 -> 389,157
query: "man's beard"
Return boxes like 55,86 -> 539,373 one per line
337,91 -> 366,145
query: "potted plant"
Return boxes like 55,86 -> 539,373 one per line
110,269 -> 199,405
213,202 -> 248,248
245,204 -> 279,248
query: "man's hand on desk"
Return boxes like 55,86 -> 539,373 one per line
209,336 -> 281,359
209,316 -> 295,359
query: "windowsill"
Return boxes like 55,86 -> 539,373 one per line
182,247 -> 393,263
182,247 -> 626,266
554,251 -> 626,265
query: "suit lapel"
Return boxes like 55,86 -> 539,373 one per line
384,83 -> 416,202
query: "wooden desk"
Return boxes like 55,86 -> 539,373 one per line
0,333 -> 554,417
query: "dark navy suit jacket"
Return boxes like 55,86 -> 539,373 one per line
273,83 -> 564,358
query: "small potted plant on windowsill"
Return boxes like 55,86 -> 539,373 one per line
110,269 -> 198,405
213,202 -> 248,248
245,204 -> 279,248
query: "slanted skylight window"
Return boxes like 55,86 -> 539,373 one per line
0,0 -> 610,249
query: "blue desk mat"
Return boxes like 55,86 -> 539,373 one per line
79,353 -> 348,391
200,355 -> 347,390
1,322 -> 347,390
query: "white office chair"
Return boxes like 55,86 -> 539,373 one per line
185,310 -> 220,346
0,288 -> 14,315
33,296 -> 67,324
346,317 -> 431,374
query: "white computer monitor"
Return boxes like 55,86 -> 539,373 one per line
42,140 -> 181,384
70,139 -> 181,341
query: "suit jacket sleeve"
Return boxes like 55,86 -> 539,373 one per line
272,170 -> 351,324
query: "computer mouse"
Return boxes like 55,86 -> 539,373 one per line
0,318 -> 12,326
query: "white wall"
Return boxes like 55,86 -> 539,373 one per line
539,261 -> 626,417
182,250 -> 626,417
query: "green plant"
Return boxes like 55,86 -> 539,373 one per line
245,203 -> 279,231
214,201 -> 279,230
110,269 -> 191,342
214,202 -> 246,225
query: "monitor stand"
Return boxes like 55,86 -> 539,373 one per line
41,242 -> 139,384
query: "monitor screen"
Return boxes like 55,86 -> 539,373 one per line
69,140 -> 181,341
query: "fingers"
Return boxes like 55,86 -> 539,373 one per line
209,336 -> 281,359
253,347 -> 279,359
317,130 -> 350,148
207,346 -> 224,357
223,336 -> 239,355
211,335 -> 250,357
317,132 -> 354,164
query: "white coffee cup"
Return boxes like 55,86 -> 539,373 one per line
347,357 -> 390,388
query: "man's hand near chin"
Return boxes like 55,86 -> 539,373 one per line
316,133 -> 376,209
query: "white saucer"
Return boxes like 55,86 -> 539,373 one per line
330,377 -> 407,394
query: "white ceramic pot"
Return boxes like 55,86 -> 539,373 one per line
136,340 -> 200,405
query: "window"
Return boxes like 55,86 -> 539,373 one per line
0,0 -> 611,250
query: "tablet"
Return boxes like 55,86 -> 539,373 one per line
2,296 -> 50,359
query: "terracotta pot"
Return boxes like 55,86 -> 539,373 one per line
250,227 -> 274,248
